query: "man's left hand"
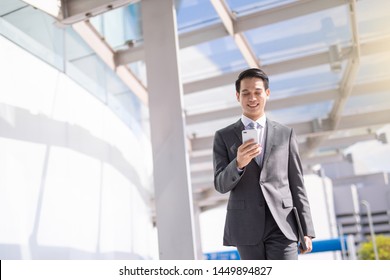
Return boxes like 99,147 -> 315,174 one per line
299,236 -> 313,254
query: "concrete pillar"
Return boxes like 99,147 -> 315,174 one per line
141,0 -> 198,259
192,203 -> 204,259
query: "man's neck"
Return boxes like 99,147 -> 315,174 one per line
243,113 -> 265,122
241,114 -> 266,127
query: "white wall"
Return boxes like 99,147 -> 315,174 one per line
298,174 -> 341,260
0,36 -> 157,259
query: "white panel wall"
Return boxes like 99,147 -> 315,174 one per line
298,174 -> 340,260
0,36 -> 157,259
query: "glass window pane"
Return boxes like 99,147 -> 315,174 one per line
90,2 -> 142,49
226,0 -> 295,15
1,5 -> 65,70
0,0 -> 27,16
180,36 -> 245,83
176,0 -> 220,33
245,6 -> 351,65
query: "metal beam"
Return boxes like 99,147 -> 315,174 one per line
186,78 -> 390,126
300,0 -> 361,157
182,36 -> 390,96
315,132 -> 382,150
115,0 -> 346,66
21,0 -> 62,18
115,32 -> 390,70
301,132 -> 377,154
190,152 -> 352,186
233,33 -> 260,67
190,154 -> 213,165
192,140 -> 354,171
235,0 -> 346,33
330,0 -> 361,125
186,87 -> 339,125
197,191 -> 229,209
210,0 -> 234,36
303,152 -> 350,166
332,172 -> 389,187
72,20 -> 115,69
179,23 -> 227,49
192,181 -> 214,193
191,136 -> 214,152
72,20 -> 148,105
190,109 -> 390,152
191,169 -> 213,181
210,0 -> 260,68
189,132 -> 383,170
61,0 -> 138,24
182,50 -> 329,95
191,174 -> 214,187
114,46 -> 144,66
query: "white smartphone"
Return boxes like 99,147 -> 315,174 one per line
242,129 -> 259,144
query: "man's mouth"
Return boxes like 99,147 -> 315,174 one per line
248,103 -> 259,108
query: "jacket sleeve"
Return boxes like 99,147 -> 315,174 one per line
213,130 -> 243,194
288,128 -> 316,238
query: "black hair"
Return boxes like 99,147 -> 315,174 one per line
235,68 -> 269,92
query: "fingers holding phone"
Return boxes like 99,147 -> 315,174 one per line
237,130 -> 262,169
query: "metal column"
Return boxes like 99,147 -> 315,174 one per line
361,200 -> 379,260
141,0 -> 198,259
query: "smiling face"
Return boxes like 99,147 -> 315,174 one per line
236,77 -> 270,121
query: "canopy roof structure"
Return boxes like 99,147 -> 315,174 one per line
2,0 -> 390,212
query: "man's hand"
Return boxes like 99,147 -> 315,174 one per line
299,236 -> 313,254
236,139 -> 262,169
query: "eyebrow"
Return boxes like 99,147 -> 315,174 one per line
241,88 -> 263,92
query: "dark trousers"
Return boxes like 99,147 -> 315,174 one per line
237,205 -> 298,260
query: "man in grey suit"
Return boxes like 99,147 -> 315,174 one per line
213,68 -> 315,260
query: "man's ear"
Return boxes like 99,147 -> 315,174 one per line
266,88 -> 270,99
236,91 -> 240,101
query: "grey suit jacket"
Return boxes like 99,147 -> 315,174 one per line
213,118 -> 315,246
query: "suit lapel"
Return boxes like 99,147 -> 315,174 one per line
233,119 -> 244,143
262,119 -> 275,166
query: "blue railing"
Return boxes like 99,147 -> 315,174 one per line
310,237 -> 347,253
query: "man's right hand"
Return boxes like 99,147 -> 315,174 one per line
236,139 -> 262,169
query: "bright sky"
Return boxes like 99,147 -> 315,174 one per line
347,125 -> 390,174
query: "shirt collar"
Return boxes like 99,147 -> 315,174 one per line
241,114 -> 267,128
